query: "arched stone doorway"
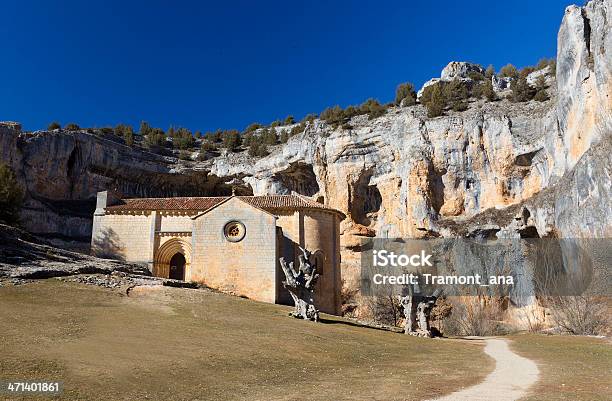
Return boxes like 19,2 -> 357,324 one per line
169,253 -> 186,280
153,237 -> 192,280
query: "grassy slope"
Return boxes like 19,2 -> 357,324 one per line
1,280 -> 492,401
510,334 -> 612,401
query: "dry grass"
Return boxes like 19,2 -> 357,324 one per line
0,280 -> 492,401
510,333 -> 612,401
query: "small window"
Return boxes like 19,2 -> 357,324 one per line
312,250 -> 325,274
224,221 -> 246,242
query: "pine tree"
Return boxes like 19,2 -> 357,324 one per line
482,79 -> 497,101
124,130 -> 134,147
500,64 -> 519,79
248,142 -> 269,157
280,129 -> 289,143
139,121 -> 152,136
426,84 -> 446,118
222,130 -> 241,151
47,121 -> 61,130
533,75 -> 550,102
395,82 -> 417,106
261,128 -> 278,145
444,80 -> 469,111
511,75 -> 536,102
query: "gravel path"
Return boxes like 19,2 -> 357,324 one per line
432,338 -> 539,401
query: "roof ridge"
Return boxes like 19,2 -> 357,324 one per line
106,194 -> 345,219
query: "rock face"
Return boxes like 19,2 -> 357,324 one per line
0,1 -> 610,288
0,129 -> 242,239
440,62 -> 485,81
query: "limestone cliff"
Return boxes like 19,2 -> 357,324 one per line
0,1 -> 610,285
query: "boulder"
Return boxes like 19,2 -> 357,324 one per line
440,61 -> 485,81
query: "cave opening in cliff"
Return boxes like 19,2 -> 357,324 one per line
350,170 -> 382,226
519,226 -> 540,239
272,162 -> 320,196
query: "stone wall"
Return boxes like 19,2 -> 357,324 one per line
91,212 -> 154,263
302,210 -> 341,314
191,198 -> 278,303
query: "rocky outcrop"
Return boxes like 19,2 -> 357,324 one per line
0,129 -> 245,239
0,223 -> 150,278
417,62 -> 486,99
0,1 -> 609,288
441,62 -> 485,81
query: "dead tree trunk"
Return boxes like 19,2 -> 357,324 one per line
279,247 -> 320,322
399,295 -> 437,337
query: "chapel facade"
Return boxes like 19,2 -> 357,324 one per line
90,191 -> 345,314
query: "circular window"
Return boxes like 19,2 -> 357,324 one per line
224,221 -> 246,242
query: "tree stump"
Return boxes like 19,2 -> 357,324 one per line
279,247 -> 320,322
399,295 -> 437,337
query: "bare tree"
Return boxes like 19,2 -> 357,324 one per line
279,247 -> 320,321
361,289 -> 403,326
530,238 -> 608,335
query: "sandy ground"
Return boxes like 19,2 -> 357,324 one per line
432,338 -> 540,401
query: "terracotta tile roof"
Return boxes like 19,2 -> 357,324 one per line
105,195 -> 345,217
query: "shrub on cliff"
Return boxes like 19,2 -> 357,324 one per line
536,58 -> 556,71
47,121 -> 61,130
499,64 -> 519,79
511,75 -> 536,102
467,71 -> 485,82
290,122 -> 306,136
200,140 -> 217,152
206,129 -> 223,143
320,105 -> 344,127
360,98 -> 386,120
114,124 -> 133,137
395,82 -> 417,106
301,113 -> 317,123
113,124 -> 135,146
443,79 -> 469,111
279,129 -> 289,143
421,83 -> 446,117
248,142 -> 269,157
0,163 -> 23,226
178,150 -> 191,161
144,128 -> 166,148
64,123 -> 80,131
473,78 -> 497,102
242,131 -> 255,147
124,130 -> 134,147
172,127 -> 195,150
261,128 -> 278,145
284,115 -> 295,125
244,123 -> 262,133
139,121 -> 152,136
222,129 -> 242,151
533,75 -> 550,102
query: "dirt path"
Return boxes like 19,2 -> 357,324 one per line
432,338 -> 539,401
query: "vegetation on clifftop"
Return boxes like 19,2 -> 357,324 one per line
40,57 -> 556,159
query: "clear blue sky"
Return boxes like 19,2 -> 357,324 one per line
1,0 -> 573,132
